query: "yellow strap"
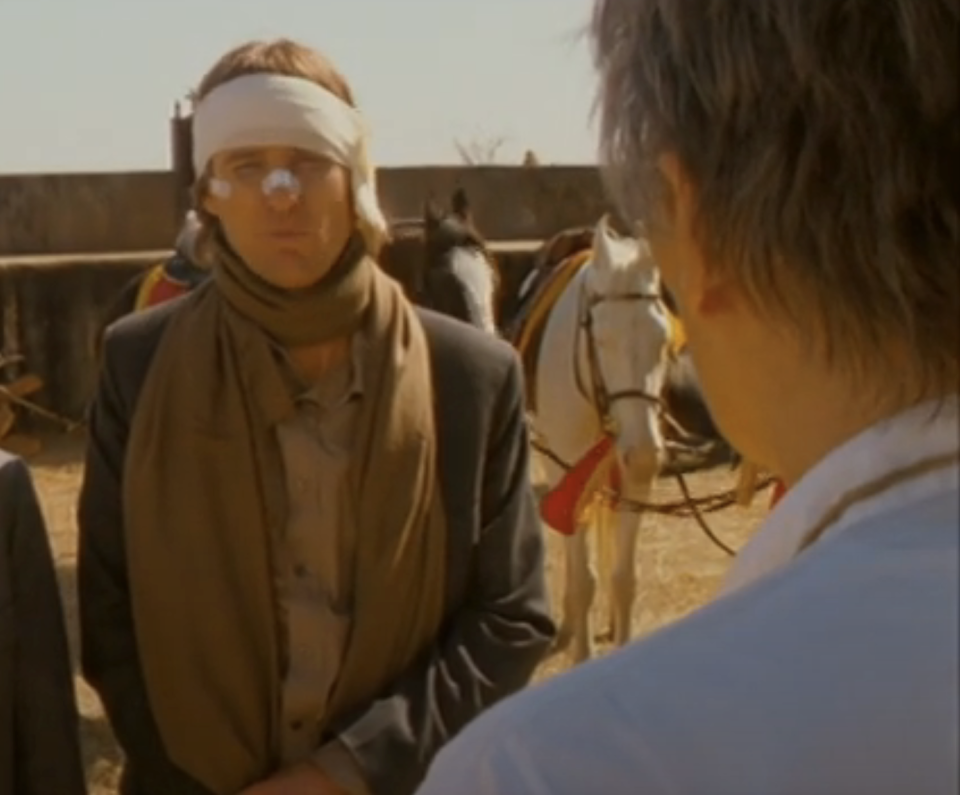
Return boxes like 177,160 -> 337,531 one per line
517,249 -> 687,358
133,263 -> 167,312
667,311 -> 687,355
515,249 -> 593,359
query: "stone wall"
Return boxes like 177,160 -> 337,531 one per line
0,165 -> 610,256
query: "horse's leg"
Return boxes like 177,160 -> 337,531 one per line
594,503 -> 616,642
561,520 -> 596,664
610,496 -> 646,648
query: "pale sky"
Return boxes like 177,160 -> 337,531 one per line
0,0 -> 600,174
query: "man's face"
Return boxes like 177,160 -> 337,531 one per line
203,145 -> 354,290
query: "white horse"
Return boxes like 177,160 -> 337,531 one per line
524,217 -> 672,663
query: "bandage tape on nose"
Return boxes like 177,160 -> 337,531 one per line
207,169 -> 302,199
262,168 -> 301,196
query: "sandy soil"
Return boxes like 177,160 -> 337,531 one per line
27,432 -> 767,794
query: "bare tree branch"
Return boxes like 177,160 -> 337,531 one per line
454,133 -> 508,165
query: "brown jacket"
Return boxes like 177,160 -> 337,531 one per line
78,298 -> 556,795
0,451 -> 87,795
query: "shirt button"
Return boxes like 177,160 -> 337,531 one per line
290,719 -> 304,731
293,564 -> 308,578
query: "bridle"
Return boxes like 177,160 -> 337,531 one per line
573,274 -> 666,434
532,264 -> 743,557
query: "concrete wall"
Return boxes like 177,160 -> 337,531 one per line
0,166 -> 610,256
0,242 -> 540,423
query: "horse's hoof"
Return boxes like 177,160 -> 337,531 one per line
596,627 -> 614,643
569,645 -> 592,665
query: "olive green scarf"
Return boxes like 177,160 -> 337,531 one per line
122,232 -> 447,793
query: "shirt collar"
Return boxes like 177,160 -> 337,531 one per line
723,394 -> 960,595
274,332 -> 366,410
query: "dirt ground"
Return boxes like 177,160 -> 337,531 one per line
27,432 -> 768,795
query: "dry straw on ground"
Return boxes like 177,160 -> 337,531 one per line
28,433 -> 765,795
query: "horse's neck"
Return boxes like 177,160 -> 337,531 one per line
534,268 -> 601,454
447,248 -> 497,334
541,264 -> 585,358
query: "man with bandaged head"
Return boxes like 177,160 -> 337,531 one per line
77,38 -> 554,795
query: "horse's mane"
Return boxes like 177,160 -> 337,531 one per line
535,226 -> 595,272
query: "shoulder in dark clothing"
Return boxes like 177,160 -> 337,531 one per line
0,451 -> 88,795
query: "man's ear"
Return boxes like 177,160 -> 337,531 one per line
201,192 -> 219,217
197,173 -> 223,218
655,152 -> 731,317
656,152 -> 692,236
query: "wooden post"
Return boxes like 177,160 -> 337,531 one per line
170,100 -> 194,219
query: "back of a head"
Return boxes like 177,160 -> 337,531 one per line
590,0 -> 959,401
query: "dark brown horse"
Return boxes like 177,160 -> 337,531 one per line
386,188 -> 501,333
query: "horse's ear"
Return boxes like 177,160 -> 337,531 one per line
451,187 -> 471,221
591,215 -> 616,269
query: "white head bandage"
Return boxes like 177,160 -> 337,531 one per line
191,73 -> 388,237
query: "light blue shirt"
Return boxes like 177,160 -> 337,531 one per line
416,397 -> 960,795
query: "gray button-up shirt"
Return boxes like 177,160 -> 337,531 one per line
272,335 -> 370,793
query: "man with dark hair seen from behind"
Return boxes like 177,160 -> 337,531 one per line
415,1 -> 960,793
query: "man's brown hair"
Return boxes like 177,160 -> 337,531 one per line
590,0 -> 959,399
193,38 -> 355,106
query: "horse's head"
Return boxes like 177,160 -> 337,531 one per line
422,187 -> 481,261
420,189 -> 500,334
582,216 -> 670,485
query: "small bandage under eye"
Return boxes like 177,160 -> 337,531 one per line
207,168 -> 302,199
209,177 -> 232,198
